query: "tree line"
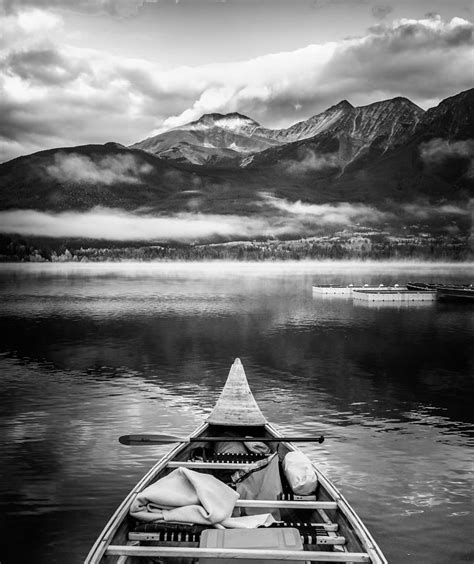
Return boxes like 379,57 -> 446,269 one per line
0,233 -> 470,262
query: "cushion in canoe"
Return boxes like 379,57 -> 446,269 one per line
199,527 -> 303,564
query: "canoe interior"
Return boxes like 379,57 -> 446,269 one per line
86,423 -> 386,564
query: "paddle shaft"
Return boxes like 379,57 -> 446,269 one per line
119,434 -> 325,445
191,436 -> 325,443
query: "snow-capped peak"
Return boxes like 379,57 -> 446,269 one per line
174,112 -> 260,134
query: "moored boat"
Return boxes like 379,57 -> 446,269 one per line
437,285 -> 474,302
406,282 -> 472,293
405,282 -> 439,291
85,359 -> 387,563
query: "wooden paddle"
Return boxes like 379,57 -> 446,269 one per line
119,434 -> 325,445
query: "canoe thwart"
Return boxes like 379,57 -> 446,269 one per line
167,461 -> 261,470
106,545 -> 371,561
235,499 -> 338,509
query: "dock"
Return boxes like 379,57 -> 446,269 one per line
312,284 -> 402,296
313,281 -> 472,305
352,290 -> 437,302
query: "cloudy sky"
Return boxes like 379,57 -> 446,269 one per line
1,0 -> 473,163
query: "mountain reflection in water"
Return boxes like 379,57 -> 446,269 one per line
0,262 -> 472,564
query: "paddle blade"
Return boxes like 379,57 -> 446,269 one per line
119,434 -> 186,445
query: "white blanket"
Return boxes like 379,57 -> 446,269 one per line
130,467 -> 275,528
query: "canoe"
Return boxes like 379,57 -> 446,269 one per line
406,282 -> 472,292
85,359 -> 387,563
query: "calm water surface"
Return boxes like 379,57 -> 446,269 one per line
0,262 -> 472,564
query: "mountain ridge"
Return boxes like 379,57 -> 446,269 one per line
0,89 -> 472,239
132,95 -> 427,166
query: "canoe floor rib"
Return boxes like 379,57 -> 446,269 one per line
106,545 -> 371,562
318,508 -> 346,554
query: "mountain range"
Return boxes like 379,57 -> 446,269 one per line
132,96 -> 426,168
0,88 -> 472,242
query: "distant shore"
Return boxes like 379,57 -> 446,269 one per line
1,232 -> 471,263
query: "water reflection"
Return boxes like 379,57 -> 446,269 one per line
0,262 -> 473,564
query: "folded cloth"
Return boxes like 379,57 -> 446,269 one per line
244,441 -> 271,455
130,467 -> 276,529
215,441 -> 248,455
130,467 -> 239,525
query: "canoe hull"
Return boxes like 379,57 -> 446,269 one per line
437,287 -> 474,302
85,360 -> 387,564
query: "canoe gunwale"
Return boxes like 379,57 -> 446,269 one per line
264,423 -> 387,564
83,421 -> 210,564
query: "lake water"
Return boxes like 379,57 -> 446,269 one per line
0,261 -> 472,564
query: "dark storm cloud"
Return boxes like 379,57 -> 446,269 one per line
0,98 -> 59,141
318,14 -> 474,108
4,48 -> 86,85
371,4 -> 393,20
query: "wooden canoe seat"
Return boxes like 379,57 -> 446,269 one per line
133,520 -> 338,536
129,530 -> 345,546
167,460 -> 261,470
209,451 -> 269,462
166,448 -> 271,471
168,450 -> 271,470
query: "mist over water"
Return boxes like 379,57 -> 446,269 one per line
0,261 -> 472,564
